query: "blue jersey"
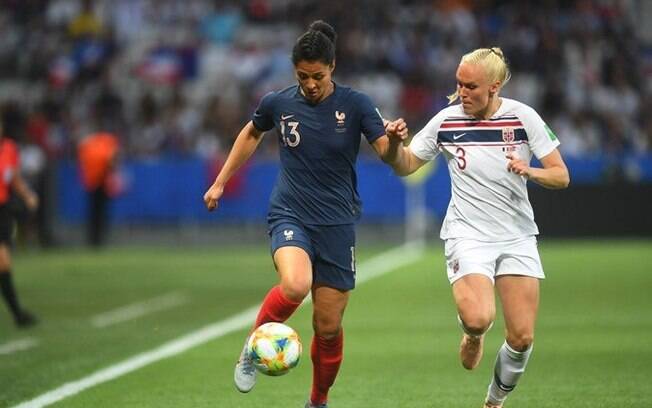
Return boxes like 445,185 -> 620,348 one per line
252,83 -> 385,225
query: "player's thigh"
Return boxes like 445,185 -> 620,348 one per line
310,223 -> 356,291
311,285 -> 350,337
452,273 -> 496,330
496,275 -> 539,349
270,221 -> 314,300
446,238 -> 497,327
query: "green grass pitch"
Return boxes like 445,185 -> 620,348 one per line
1,240 -> 651,407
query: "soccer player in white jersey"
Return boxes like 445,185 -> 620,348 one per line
383,47 -> 570,407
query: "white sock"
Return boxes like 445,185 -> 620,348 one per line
486,341 -> 533,405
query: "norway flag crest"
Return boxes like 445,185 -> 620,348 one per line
502,127 -> 515,143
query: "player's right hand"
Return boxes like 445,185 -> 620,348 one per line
385,118 -> 408,142
25,191 -> 39,212
203,183 -> 224,211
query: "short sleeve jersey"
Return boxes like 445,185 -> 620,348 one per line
0,138 -> 19,205
409,98 -> 560,241
252,84 -> 385,226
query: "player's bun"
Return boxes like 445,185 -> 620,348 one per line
489,47 -> 505,61
309,20 -> 337,45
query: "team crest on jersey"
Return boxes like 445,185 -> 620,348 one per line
502,127 -> 515,143
283,229 -> 294,241
450,259 -> 460,274
335,111 -> 346,133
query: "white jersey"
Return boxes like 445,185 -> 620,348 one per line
409,98 -> 560,241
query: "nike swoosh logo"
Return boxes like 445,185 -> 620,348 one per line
453,132 -> 466,140
281,114 -> 294,120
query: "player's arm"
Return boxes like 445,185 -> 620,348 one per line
203,121 -> 264,211
506,148 -> 570,189
11,173 -> 38,211
372,119 -> 428,176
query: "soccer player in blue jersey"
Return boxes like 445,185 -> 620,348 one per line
203,20 -> 407,408
384,47 -> 569,407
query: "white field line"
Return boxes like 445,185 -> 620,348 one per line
91,292 -> 189,328
0,338 -> 39,356
13,242 -> 425,408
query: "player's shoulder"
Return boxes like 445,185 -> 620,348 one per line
500,97 -> 541,120
264,85 -> 298,102
428,104 -> 467,128
336,84 -> 365,103
277,84 -> 299,97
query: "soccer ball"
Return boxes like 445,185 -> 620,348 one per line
247,322 -> 302,376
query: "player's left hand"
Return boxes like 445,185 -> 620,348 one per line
506,153 -> 530,178
385,118 -> 408,143
24,192 -> 39,212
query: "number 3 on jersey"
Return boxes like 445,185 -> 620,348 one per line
280,121 -> 301,147
455,147 -> 467,170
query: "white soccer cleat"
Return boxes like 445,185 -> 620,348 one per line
234,337 -> 257,393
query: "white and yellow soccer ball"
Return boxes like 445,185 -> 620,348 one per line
247,322 -> 302,376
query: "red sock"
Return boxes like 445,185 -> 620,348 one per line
254,285 -> 301,328
310,330 -> 344,405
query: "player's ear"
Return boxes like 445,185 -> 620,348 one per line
330,60 -> 336,73
489,80 -> 500,96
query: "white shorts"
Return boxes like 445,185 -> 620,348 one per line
444,236 -> 545,285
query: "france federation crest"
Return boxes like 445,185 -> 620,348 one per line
335,111 -> 347,133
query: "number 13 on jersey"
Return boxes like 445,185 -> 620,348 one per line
280,121 -> 301,147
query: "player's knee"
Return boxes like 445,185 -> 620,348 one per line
281,284 -> 309,303
280,278 -> 310,302
312,313 -> 341,338
506,332 -> 534,351
459,313 -> 494,336
313,321 -> 341,339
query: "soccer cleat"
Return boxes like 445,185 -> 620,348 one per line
305,401 -> 328,408
483,401 -> 502,408
460,333 -> 484,370
233,337 -> 257,393
15,310 -> 38,329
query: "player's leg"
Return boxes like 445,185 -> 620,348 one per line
452,274 -> 496,370
484,237 -> 543,407
308,285 -> 348,407
0,214 -> 37,328
234,221 -> 313,393
254,246 -> 312,327
447,238 -> 497,370
306,223 -> 355,407
483,275 -> 538,407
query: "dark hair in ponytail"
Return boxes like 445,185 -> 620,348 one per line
291,20 -> 336,66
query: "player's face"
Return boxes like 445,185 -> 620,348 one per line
295,60 -> 334,104
456,62 -> 499,118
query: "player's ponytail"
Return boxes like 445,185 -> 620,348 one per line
292,20 -> 336,66
447,47 -> 511,105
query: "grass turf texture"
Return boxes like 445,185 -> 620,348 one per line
1,240 -> 650,407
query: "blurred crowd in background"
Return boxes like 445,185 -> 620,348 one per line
2,0 -> 652,163
1,0 -> 652,247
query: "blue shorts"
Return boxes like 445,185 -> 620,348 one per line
268,219 -> 356,291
